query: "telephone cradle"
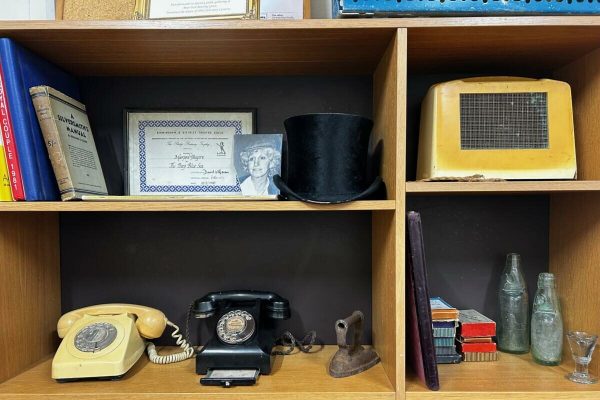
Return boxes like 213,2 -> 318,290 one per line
193,291 -> 291,380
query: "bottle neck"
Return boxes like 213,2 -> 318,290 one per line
502,256 -> 526,290
534,274 -> 560,311
537,273 -> 556,289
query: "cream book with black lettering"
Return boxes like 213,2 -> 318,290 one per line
30,86 -> 107,201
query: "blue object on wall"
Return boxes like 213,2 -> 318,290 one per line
333,0 -> 600,17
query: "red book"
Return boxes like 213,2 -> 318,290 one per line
458,341 -> 497,353
462,337 -> 493,343
0,61 -> 24,200
459,309 -> 496,338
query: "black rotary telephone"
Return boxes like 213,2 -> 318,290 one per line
193,290 -> 290,386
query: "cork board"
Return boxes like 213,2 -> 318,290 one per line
58,0 -> 311,20
63,0 -> 137,20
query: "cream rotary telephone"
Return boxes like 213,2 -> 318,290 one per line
52,304 -> 194,382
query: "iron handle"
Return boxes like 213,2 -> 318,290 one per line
335,310 -> 364,348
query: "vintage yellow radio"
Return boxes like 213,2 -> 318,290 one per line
416,77 -> 576,180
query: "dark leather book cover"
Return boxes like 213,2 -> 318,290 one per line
406,211 -> 439,391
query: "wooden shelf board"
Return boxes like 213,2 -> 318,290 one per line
0,20 -> 398,76
406,352 -> 600,400
0,17 -> 599,31
408,24 -> 600,73
406,181 -> 600,194
0,200 -> 395,212
0,346 -> 394,399
0,18 -> 597,75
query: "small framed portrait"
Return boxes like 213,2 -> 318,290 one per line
233,134 -> 283,198
125,109 -> 255,196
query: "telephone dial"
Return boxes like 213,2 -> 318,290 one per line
52,304 -> 194,382
193,290 -> 290,386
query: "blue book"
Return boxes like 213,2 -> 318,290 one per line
0,38 -> 80,200
432,321 -> 458,329
433,337 -> 455,347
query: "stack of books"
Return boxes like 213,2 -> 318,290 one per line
430,297 -> 461,364
457,309 -> 498,362
0,37 -> 108,202
0,37 -> 80,201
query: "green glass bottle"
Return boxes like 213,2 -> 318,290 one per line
498,253 -> 530,354
531,272 -> 563,365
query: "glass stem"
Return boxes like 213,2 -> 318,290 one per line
576,363 -> 589,375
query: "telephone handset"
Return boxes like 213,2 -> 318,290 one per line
52,303 -> 194,382
193,290 -> 290,384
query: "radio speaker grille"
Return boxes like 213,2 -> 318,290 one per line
460,92 -> 548,150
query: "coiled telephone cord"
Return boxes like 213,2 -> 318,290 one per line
146,320 -> 195,364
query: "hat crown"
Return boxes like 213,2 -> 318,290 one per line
282,113 -> 374,202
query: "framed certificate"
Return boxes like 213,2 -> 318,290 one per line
125,109 -> 255,196
134,0 -> 258,20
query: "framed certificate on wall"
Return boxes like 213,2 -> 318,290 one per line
124,109 -> 255,196
134,0 -> 258,20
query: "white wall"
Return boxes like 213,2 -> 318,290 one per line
0,0 -> 55,20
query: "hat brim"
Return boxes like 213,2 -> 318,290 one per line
273,175 -> 385,204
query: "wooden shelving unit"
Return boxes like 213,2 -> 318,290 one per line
0,18 -> 404,400
0,16 -> 600,400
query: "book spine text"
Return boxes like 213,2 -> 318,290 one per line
29,87 -> 75,201
0,60 -> 24,200
0,141 -> 12,201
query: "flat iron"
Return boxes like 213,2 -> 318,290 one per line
328,311 -> 380,378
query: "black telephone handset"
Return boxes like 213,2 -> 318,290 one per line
193,290 -> 290,378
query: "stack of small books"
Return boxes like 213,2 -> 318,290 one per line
457,309 -> 498,362
430,297 -> 461,364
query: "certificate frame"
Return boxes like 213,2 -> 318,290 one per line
124,108 -> 256,196
134,0 -> 258,20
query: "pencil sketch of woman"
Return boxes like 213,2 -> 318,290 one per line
238,140 -> 281,196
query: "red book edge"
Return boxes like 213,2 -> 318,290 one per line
461,322 -> 496,338
459,342 -> 497,353
0,60 -> 25,200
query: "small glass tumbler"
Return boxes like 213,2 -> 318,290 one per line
566,331 -> 598,384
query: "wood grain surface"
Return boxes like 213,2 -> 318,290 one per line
555,48 -> 600,181
406,181 -> 600,194
0,21 -> 397,76
371,28 -> 404,394
0,213 -> 60,383
406,352 -> 600,399
0,200 -> 396,212
550,193 -> 600,380
408,25 -> 600,74
0,19 -> 597,75
395,28 -> 407,400
0,346 -> 394,399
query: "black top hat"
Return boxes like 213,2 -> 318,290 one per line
274,113 -> 385,204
